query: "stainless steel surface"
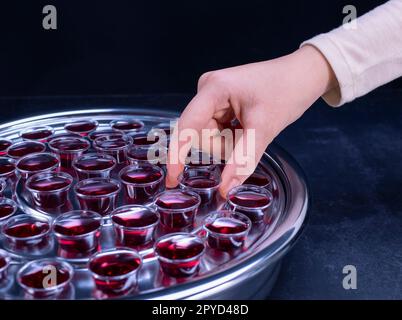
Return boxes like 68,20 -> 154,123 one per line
0,108 -> 309,300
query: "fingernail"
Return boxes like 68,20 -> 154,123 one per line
220,178 -> 241,198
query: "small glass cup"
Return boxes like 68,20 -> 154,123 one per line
0,249 -> 11,284
119,163 -> 165,205
88,248 -> 142,297
154,189 -> 201,229
88,129 -> 119,142
178,167 -> 221,205
53,210 -> 103,259
17,259 -> 74,298
93,134 -> 133,165
110,119 -> 144,133
49,137 -> 91,169
2,214 -> 51,250
203,210 -> 251,251
26,171 -> 73,209
64,119 -> 99,136
226,184 -> 273,223
16,152 -> 60,179
73,153 -> 116,180
244,171 -> 272,190
111,205 -> 159,247
0,157 -> 17,194
20,125 -> 54,142
154,233 -> 205,278
75,178 -> 121,217
7,141 -> 46,159
127,145 -> 167,167
0,198 -> 18,224
0,138 -> 12,156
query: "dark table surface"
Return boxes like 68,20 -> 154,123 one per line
1,90 -> 401,300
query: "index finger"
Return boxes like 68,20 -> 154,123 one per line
166,88 -> 221,187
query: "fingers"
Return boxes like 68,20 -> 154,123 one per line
219,126 -> 273,198
166,88 -> 224,188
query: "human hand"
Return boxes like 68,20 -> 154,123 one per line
166,45 -> 337,197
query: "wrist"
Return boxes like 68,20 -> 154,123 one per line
294,45 -> 338,98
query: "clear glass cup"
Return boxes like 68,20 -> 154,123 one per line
178,166 -> 221,205
49,137 -> 91,169
2,214 -> 51,250
119,163 -> 165,205
111,205 -> 159,247
154,189 -> 201,229
64,119 -> 99,137
17,259 -> 74,298
203,210 -> 251,251
16,152 -> 60,179
226,184 -> 273,223
26,171 -> 73,209
110,119 -> 144,133
93,134 -> 133,165
20,125 -> 54,142
0,198 -> 19,224
0,249 -> 11,284
53,210 -> 103,260
0,138 -> 12,156
7,141 -> 46,159
88,248 -> 142,297
74,177 -> 121,217
73,153 -> 116,181
154,233 -> 205,278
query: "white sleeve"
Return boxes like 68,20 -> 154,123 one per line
302,0 -> 402,107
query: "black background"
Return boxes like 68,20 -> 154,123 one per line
0,0 -> 401,300
0,0 -> 399,97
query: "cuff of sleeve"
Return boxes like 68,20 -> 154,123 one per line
301,34 -> 355,107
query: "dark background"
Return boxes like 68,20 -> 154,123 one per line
0,0 -> 402,300
0,0 -> 399,97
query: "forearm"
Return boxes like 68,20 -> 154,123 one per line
302,0 -> 402,107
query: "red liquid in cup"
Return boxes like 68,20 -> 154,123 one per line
16,153 -> 59,178
228,191 -> 270,208
54,216 -> 102,258
20,268 -> 70,289
0,158 -> 15,177
155,234 -> 205,277
111,120 -> 144,132
27,173 -> 72,208
0,139 -> 12,155
49,138 -> 90,169
120,165 -> 164,205
21,128 -> 53,142
94,135 -> 132,165
4,221 -> 49,238
155,190 -> 200,229
244,172 -> 271,189
227,186 -> 273,223
18,261 -> 72,298
205,216 -> 249,251
73,154 -> 116,180
75,179 -> 120,216
89,251 -> 141,296
7,141 -> 46,159
3,217 -> 50,250
112,206 -> 159,246
0,204 -> 16,219
130,133 -> 159,146
65,120 -> 98,136
88,129 -> 118,141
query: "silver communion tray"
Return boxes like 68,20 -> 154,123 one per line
0,108 -> 309,300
